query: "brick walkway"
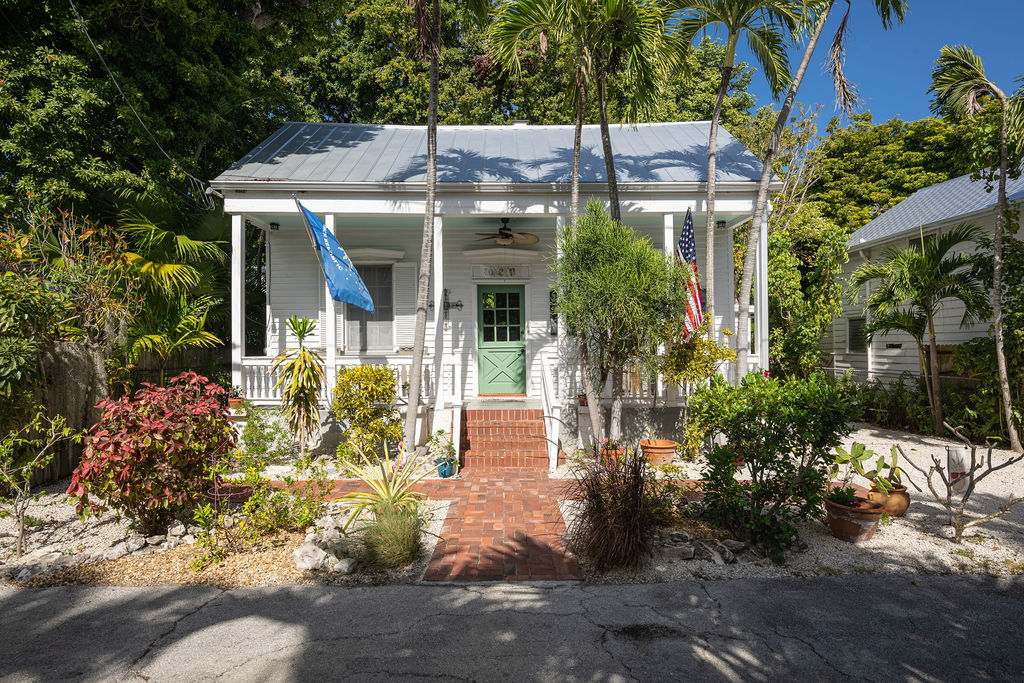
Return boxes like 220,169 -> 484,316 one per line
327,470 -> 580,582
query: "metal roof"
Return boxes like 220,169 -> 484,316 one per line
849,168 -> 1024,249
213,121 -> 765,186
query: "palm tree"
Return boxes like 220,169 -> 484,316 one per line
490,0 -> 673,224
670,0 -> 800,339
929,45 -> 1023,452
127,293 -> 221,385
851,224 -> 991,436
405,0 -> 491,452
733,0 -> 907,382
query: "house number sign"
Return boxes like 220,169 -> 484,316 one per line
473,265 -> 530,280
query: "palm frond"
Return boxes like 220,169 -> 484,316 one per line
929,44 -> 998,120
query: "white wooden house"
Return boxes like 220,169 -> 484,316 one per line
212,121 -> 774,468
826,168 -> 1024,381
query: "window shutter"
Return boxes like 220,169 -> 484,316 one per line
393,262 -> 418,351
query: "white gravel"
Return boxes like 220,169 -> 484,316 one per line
562,423 -> 1024,582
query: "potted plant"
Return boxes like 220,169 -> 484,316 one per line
825,444 -> 884,543
227,386 -> 245,410
823,486 -> 884,543
428,430 -> 458,478
638,438 -> 677,465
600,437 -> 622,463
865,445 -> 919,517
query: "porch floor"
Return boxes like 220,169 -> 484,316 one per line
327,471 -> 580,582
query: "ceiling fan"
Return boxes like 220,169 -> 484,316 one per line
475,218 -> 539,246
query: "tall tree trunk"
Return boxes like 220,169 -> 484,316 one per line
404,0 -> 440,453
609,365 -> 623,441
927,315 -> 944,435
596,66 -> 620,222
918,342 -> 935,419
735,2 -> 833,382
993,93 -> 1023,451
580,342 -> 604,452
705,45 -> 735,342
571,68 -> 587,227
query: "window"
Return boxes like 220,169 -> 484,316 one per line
848,317 -> 868,353
912,233 -> 936,252
346,265 -> 394,351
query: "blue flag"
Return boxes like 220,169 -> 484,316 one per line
294,198 -> 375,314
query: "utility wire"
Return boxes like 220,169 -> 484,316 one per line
67,0 -> 215,210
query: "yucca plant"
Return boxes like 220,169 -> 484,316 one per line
337,445 -> 430,532
272,316 -> 325,455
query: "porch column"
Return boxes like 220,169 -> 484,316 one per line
230,214 -> 245,390
661,213 -> 674,399
756,213 -> 769,371
555,214 -> 567,401
324,214 -> 338,395
432,215 -> 445,413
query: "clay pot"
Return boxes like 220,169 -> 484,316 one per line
824,496 -> 884,543
228,397 -> 244,410
207,482 -> 253,505
867,485 -> 910,517
639,439 -> 678,465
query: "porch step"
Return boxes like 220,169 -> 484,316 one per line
460,408 -> 548,470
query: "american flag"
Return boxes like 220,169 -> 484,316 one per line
676,208 -> 703,340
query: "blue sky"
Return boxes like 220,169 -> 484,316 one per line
733,1 -> 1023,125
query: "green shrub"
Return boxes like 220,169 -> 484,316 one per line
690,373 -> 859,562
357,506 -> 423,569
68,372 -> 236,535
331,364 -> 401,462
566,447 -> 664,572
237,402 -> 293,467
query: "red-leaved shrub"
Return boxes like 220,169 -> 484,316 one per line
68,371 -> 237,534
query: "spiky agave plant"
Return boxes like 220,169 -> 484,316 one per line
272,316 -> 325,455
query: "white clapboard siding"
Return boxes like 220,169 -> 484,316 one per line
267,227 -> 324,354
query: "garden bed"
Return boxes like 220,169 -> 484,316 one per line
561,424 -> 1024,582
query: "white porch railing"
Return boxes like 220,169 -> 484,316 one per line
539,352 -> 561,471
241,356 -> 436,406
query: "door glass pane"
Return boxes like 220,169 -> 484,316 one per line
497,327 -> 507,342
496,309 -> 507,325
509,310 -> 520,325
483,327 -> 494,342
496,292 -> 507,308
483,310 -> 494,325
508,292 -> 520,308
482,293 -> 495,308
509,327 -> 521,342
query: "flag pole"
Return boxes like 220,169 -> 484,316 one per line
293,194 -> 321,256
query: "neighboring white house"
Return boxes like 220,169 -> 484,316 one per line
211,121 -> 775,464
825,168 -> 1024,382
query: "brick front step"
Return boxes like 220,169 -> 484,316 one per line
460,407 -> 549,471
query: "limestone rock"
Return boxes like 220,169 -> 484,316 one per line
710,540 -> 736,564
696,541 -> 726,565
721,539 -> 748,553
662,543 -> 695,561
669,531 -> 693,544
165,537 -> 181,550
145,535 -> 165,546
333,557 -> 357,574
104,542 -> 129,561
313,528 -> 342,549
182,534 -> 197,545
167,521 -> 186,537
125,535 -> 146,553
292,542 -> 328,571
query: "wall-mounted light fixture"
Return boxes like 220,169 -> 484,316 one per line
428,288 -> 463,321
269,222 -> 280,231
716,220 -> 727,230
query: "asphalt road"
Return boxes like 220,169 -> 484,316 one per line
1,575 -> 1022,681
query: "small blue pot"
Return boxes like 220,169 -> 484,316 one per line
436,460 -> 456,478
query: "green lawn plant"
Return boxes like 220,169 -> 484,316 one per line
331,365 -> 402,463
337,445 -> 430,532
690,372 -> 859,561
357,506 -> 423,569
0,410 -> 82,556
272,316 -> 325,456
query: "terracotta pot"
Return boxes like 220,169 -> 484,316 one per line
206,482 -> 253,505
824,496 -> 884,543
867,485 -> 911,517
228,397 -> 244,410
639,439 -> 677,465
578,394 -> 588,407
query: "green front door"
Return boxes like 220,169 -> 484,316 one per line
478,285 -> 526,394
